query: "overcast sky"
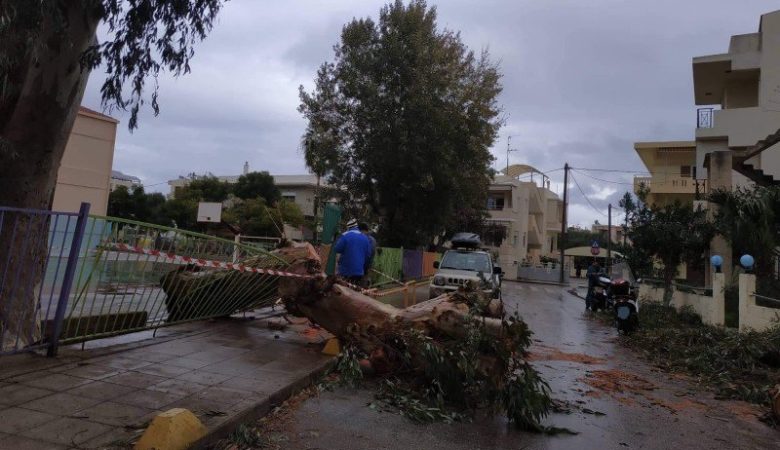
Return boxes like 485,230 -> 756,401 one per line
82,0 -> 776,228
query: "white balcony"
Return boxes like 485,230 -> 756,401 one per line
634,176 -> 707,195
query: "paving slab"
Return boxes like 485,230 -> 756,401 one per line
0,432 -> 66,450
20,417 -> 114,446
0,313 -> 332,449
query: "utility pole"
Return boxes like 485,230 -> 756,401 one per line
506,135 -> 518,175
607,203 -> 612,275
559,163 -> 569,284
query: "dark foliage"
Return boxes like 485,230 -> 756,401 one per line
627,303 -> 780,406
298,0 -> 502,247
233,171 -> 281,203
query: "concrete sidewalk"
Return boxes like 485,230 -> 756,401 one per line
0,311 -> 333,449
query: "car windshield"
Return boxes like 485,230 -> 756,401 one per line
440,251 -> 491,272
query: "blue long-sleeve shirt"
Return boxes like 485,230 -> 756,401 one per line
334,228 -> 373,277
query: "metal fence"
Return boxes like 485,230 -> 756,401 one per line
1,203 -> 286,356
517,263 -> 570,284
1,204 -> 88,355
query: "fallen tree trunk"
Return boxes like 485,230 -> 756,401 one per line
273,243 -> 552,429
159,242 -> 553,429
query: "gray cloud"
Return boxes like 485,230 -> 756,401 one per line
82,0 -> 774,226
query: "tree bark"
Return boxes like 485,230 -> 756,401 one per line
0,2 -> 101,350
272,243 -> 506,374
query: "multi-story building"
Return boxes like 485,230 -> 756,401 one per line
632,141 -> 707,206
693,9 -> 780,188
591,223 -> 628,246
52,107 -> 119,215
484,165 -> 563,274
109,170 -> 141,192
168,164 -> 325,219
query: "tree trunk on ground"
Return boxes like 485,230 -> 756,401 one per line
271,244 -> 506,373
0,2 -> 100,350
160,243 -> 551,428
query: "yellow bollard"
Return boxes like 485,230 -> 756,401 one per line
322,337 -> 341,356
134,408 -> 207,450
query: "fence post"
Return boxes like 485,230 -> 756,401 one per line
710,272 -> 725,326
47,202 -> 90,357
738,273 -> 756,332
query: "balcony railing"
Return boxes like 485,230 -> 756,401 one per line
697,108 -> 714,128
633,176 -> 708,195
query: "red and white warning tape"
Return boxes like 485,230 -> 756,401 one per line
107,243 -> 387,295
107,243 -> 314,279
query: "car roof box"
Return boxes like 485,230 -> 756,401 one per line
451,232 -> 481,249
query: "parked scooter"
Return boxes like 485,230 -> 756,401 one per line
586,274 -> 611,311
608,278 -> 639,334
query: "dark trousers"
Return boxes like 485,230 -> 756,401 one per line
344,275 -> 363,286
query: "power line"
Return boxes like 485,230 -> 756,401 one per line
572,169 -> 634,186
571,166 -> 648,174
569,171 -> 608,218
142,181 -> 169,187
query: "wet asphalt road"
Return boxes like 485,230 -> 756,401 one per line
265,281 -> 780,450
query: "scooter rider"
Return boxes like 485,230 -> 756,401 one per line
585,260 -> 603,310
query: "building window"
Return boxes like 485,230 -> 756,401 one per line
680,165 -> 692,177
483,224 -> 507,247
487,196 -> 505,210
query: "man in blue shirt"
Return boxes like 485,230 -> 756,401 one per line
334,219 -> 373,285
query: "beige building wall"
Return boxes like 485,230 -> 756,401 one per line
633,141 -> 708,207
485,174 -> 562,275
52,107 -> 119,215
693,9 -> 780,183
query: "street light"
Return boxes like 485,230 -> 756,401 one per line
740,254 -> 755,273
710,255 -> 723,273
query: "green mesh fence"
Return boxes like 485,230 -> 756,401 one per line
48,215 -> 288,344
370,247 -> 404,286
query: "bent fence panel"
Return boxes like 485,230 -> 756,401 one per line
56,216 -> 287,346
1,208 -> 288,356
0,206 -> 85,355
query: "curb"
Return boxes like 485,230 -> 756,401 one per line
509,278 -> 571,287
192,357 -> 335,449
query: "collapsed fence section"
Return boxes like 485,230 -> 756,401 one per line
1,206 -> 288,355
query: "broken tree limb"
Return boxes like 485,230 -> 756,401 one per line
272,243 -> 552,429
159,242 -> 553,429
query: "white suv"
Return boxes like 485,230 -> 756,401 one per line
429,248 -> 502,299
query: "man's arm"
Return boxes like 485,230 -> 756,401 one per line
334,235 -> 346,254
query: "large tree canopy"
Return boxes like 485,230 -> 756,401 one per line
233,171 -> 281,203
624,192 -> 714,304
299,0 -> 502,247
